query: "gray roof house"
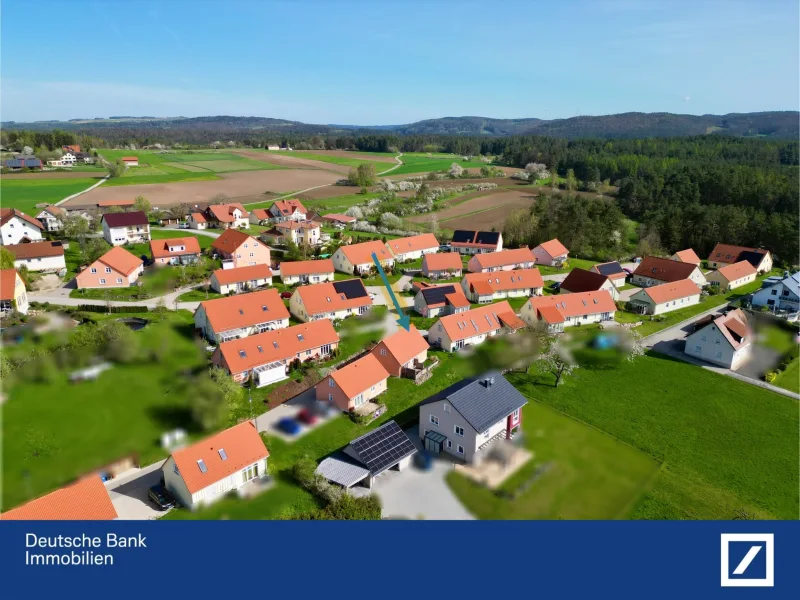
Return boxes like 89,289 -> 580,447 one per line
418,371 -> 527,464
751,271 -> 799,315
317,420 -> 417,489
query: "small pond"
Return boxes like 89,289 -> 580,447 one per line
117,317 -> 148,331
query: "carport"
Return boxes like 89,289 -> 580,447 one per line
317,455 -> 371,488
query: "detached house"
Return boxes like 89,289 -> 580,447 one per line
75,247 -> 144,289
193,288 -> 289,343
260,220 -> 320,246
751,271 -> 799,313
414,284 -> 470,318
532,238 -> 569,267
202,203 -> 249,229
0,269 -> 29,315
266,199 -> 307,223
371,326 -> 430,378
315,353 -> 390,413
211,229 -> 270,269
671,248 -> 702,266
685,309 -> 752,369
279,258 -> 335,285
162,421 -> 269,510
422,252 -> 463,280
35,205 -> 66,232
460,268 -> 544,303
149,237 -> 202,266
467,247 -> 535,273
0,475 -> 117,521
430,301 -> 526,352
101,211 -> 150,246
705,261 -> 757,292
210,264 -> 273,294
521,290 -> 616,332
386,233 -> 440,262
321,213 -> 356,227
590,261 -> 628,289
248,209 -> 272,226
187,212 -> 209,229
332,240 -> 394,275
560,268 -> 619,301
631,256 -> 706,288
418,372 -> 527,464
121,156 -> 139,167
707,243 -> 772,274
212,319 -> 339,386
0,208 -> 44,245
289,279 -> 372,322
450,230 -> 503,255
6,241 -> 66,273
627,279 -> 701,315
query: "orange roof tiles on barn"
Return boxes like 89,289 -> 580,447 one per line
198,288 -> 288,333
212,264 -> 273,285
633,256 -> 699,283
294,279 -> 372,316
470,247 -> 535,270
121,156 -> 138,161
535,238 -> 569,258
207,203 -> 249,223
526,290 -> 617,321
0,208 -> 44,230
214,319 -> 339,374
1,476 -> 117,521
716,260 -> 758,282
211,228 -> 254,254
437,301 -> 523,343
673,248 -> 701,265
338,240 -> 394,266
149,237 -> 201,259
638,279 -> 701,304
171,422 -> 268,494
423,252 -> 463,272
463,268 -> 544,294
279,259 -> 334,277
330,353 -> 390,399
96,246 -> 143,276
322,213 -> 356,223
0,269 -> 20,301
386,233 -> 439,256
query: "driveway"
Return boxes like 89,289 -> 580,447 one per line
254,388 -> 339,442
106,460 -> 169,520
354,426 -> 474,520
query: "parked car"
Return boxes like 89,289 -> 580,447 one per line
296,408 -> 318,425
550,281 -> 561,290
414,450 -> 433,471
277,417 -> 301,435
148,484 -> 176,510
280,291 -> 293,299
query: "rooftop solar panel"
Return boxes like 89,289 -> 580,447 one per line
333,279 -> 368,299
421,285 -> 457,305
595,262 -> 624,276
348,420 -> 417,476
474,231 -> 500,245
451,230 -> 476,244
738,250 -> 765,268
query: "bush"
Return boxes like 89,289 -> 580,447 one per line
764,371 -> 778,383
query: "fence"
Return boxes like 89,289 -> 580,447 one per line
75,304 -> 152,314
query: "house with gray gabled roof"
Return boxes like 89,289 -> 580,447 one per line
418,371 -> 527,464
751,271 -> 799,314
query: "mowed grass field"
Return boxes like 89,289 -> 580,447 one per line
265,149 -> 396,170
388,152 -> 489,176
0,177 -> 100,212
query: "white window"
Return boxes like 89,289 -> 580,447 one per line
430,415 -> 439,426
116,278 -> 123,284
244,243 -> 248,248
250,253 -> 254,257
90,267 -> 97,274
380,348 -> 387,356
447,440 -> 452,449
443,404 -> 450,413
370,385 -> 375,392
457,445 -> 464,454
454,425 -> 464,436
99,278 -> 106,285
242,463 -> 258,482
512,409 -> 520,420
254,242 -> 259,247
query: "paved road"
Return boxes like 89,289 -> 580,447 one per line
106,460 -> 169,520
30,285 -> 203,312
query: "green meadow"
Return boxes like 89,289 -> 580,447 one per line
0,178 -> 100,212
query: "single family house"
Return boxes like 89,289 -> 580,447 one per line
332,240 -> 394,275
707,243 -> 772,274
6,241 -> 66,272
75,246 -> 144,289
193,288 -> 289,343
279,258 -> 335,285
685,308 -> 752,369
0,208 -> 44,245
0,269 -> 29,315
101,211 -> 150,246
560,268 -> 619,301
315,353 -> 390,412
289,279 -> 373,322
204,203 -> 249,229
267,199 -> 307,223
210,264 -> 273,294
705,260 -> 757,292
671,248 -> 702,266
590,261 -> 628,289
370,326 -> 430,378
521,290 -> 616,332
187,212 -> 208,229
430,301 -> 526,352
627,279 -> 701,315
149,237 -> 202,266
421,252 -> 463,280
34,205 -> 66,232
385,233 -> 440,262
260,220 -> 320,246
631,256 -> 706,287
460,268 -> 544,303
414,283 -> 470,318
751,271 -> 799,313
450,230 -> 503,255
0,476 -> 117,521
467,247 -> 535,273
211,229 -> 270,269
532,238 -> 569,267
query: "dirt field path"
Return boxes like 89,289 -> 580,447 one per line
377,153 -> 404,176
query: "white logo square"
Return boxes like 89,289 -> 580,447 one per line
720,533 -> 774,587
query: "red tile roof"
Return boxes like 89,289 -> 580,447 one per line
673,248 -> 701,264
279,258 -> 334,277
121,156 -> 138,161
437,301 -> 523,342
214,319 -> 339,374
211,228 -> 254,254
272,199 -> 307,216
171,422 -> 268,494
423,252 -> 462,272
0,269 -> 20,301
386,233 -> 439,256
250,208 -> 270,221
636,279 -> 701,304
198,288 -> 289,333
0,208 -> 44,230
708,243 -> 769,265
6,241 -> 65,260
322,213 -> 356,223
102,211 -> 148,227
207,203 -> 248,223
463,268 -> 544,295
96,247 -> 143,276
716,260 -> 757,282
470,247 -> 535,270
338,240 -> 394,266
294,279 -> 372,316
377,326 -> 430,366
1,476 -> 117,520
633,256 -> 699,283
275,220 -> 319,232
329,353 -> 390,399
212,264 -> 273,285
535,238 -> 568,258
190,212 -> 207,223
150,237 -> 201,259
526,290 -> 616,322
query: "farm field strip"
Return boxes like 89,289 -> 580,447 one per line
0,177 -> 101,212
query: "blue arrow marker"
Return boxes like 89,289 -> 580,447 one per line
371,252 -> 410,331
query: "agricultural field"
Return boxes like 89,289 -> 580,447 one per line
408,189 -> 538,231
266,149 -> 397,168
0,177 -> 100,212
384,152 -> 488,176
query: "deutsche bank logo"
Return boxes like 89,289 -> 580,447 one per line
720,533 -> 774,587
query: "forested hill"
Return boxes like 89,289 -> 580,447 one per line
2,110 -> 797,140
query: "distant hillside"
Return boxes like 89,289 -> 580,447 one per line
2,111 -> 797,140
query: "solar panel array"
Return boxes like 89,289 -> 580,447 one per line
595,262 -> 624,276
333,279 -> 368,299
421,285 -> 457,305
738,251 -> 764,268
349,420 -> 417,475
474,231 -> 501,245
452,230 -> 476,244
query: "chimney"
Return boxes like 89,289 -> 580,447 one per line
484,377 -> 494,388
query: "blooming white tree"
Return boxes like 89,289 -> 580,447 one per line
22,145 -> 33,155
540,344 -> 578,387
345,206 -> 364,219
380,212 -> 403,229
449,163 -> 464,178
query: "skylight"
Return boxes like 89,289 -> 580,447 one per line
257,345 -> 263,352
197,459 -> 208,473
239,350 -> 246,358
261,305 -> 268,311
297,334 -> 304,341
273,341 -> 279,348
218,448 -> 228,460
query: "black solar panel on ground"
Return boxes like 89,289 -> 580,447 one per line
349,420 -> 417,476
738,251 -> 764,268
595,262 -> 624,276
474,231 -> 500,245
333,279 -> 368,299
421,285 -> 457,305
452,230 -> 476,244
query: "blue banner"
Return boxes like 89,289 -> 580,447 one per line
1,520 -> 798,598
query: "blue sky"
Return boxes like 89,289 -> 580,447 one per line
2,0 -> 798,124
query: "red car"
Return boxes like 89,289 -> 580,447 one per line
280,291 -> 293,299
296,408 -> 318,425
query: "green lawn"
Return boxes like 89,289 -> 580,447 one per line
505,353 -> 799,519
447,400 -> 661,519
0,178 -> 100,212
774,358 -> 800,393
176,289 -> 225,302
385,153 -> 489,176
2,319 -> 207,510
537,257 -> 599,276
